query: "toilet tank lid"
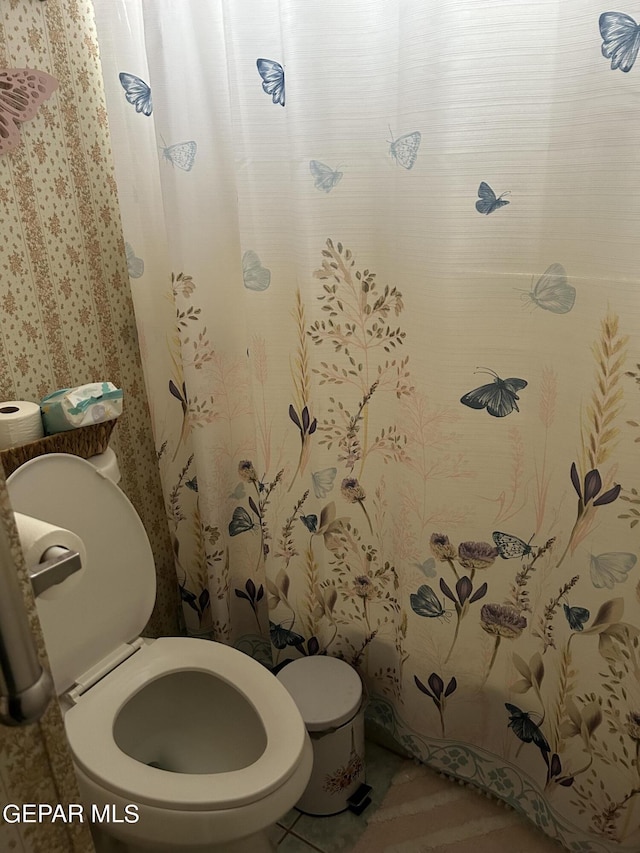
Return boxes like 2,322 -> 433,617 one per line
276,656 -> 362,731
6,453 -> 156,695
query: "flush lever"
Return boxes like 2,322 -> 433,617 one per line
30,546 -> 82,597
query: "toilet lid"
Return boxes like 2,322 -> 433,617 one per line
7,454 -> 156,695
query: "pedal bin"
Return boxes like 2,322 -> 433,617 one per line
276,656 -> 366,815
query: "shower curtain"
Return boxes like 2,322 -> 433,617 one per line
91,1 -> 640,849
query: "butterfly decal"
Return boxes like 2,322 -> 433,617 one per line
524,263 -> 575,314
414,557 -> 437,578
590,552 -> 637,589
505,703 -> 550,756
599,12 -> 640,72
257,58 -> 285,106
242,250 -> 271,291
300,514 -> 318,533
118,72 -> 152,115
185,477 -> 198,493
161,140 -> 197,171
269,621 -> 304,650
310,160 -> 343,193
460,368 -> 527,417
493,531 -> 533,560
476,182 -> 510,214
388,128 -> 421,170
0,68 -> 58,157
228,507 -> 256,536
563,603 -> 590,631
410,584 -> 450,620
125,242 -> 144,279
311,468 -> 337,499
229,483 -> 246,500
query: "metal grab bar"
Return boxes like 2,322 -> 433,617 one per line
0,514 -> 52,726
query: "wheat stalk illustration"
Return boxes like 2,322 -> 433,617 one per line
579,311 -> 628,479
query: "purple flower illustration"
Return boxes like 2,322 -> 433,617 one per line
440,575 -> 488,662
458,541 -> 499,570
414,671 -> 457,736
559,463 -> 622,565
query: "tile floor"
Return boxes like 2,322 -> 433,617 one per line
272,741 -> 409,852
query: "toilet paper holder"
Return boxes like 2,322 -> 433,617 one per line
30,546 -> 82,597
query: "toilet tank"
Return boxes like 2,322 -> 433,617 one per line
87,447 -> 121,484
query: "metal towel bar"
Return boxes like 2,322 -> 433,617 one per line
0,516 -> 52,726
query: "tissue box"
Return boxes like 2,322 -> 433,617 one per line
41,383 -> 123,435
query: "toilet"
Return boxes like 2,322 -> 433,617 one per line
7,451 -> 313,853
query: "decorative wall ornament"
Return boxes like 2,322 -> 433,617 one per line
0,68 -> 58,156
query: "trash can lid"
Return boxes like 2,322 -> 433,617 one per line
276,656 -> 362,731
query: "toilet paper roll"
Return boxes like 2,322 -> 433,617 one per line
14,512 -> 87,573
0,401 -> 44,450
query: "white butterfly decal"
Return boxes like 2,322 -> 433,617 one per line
310,160 -> 343,193
388,128 -> 421,170
229,483 -> 246,500
242,251 -> 271,291
125,243 -> 144,279
414,558 -> 437,578
590,552 -> 637,589
311,468 -> 337,499
0,68 -> 58,157
525,264 -> 575,314
161,140 -> 197,171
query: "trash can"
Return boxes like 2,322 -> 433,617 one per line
276,656 -> 366,816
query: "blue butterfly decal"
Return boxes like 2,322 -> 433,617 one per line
493,532 -> 533,560
410,584 -> 450,620
526,264 -> 575,314
563,603 -> 590,631
301,514 -> 318,533
257,58 -> 285,106
505,703 -> 550,755
476,182 -> 510,214
460,368 -> 527,417
228,507 -> 255,536
118,72 -> 152,115
125,242 -> 144,279
242,250 -> 271,291
414,557 -> 437,578
599,12 -> 640,72
388,129 -> 421,170
590,552 -> 637,589
161,140 -> 197,171
310,160 -> 343,193
269,621 -> 304,650
185,477 -> 198,493
311,468 -> 337,499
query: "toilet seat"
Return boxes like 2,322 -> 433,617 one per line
6,453 -> 156,695
64,637 -> 308,811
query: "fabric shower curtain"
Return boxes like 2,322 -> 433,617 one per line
92,1 -> 640,849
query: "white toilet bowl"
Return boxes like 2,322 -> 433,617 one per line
7,453 -> 313,852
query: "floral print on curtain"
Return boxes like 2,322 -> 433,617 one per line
93,1 -> 640,850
